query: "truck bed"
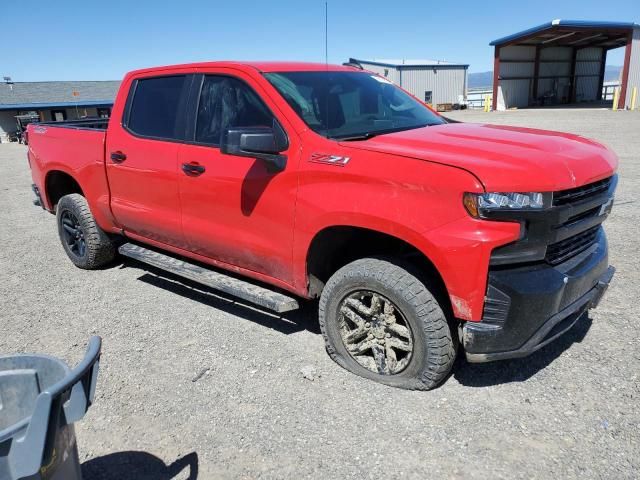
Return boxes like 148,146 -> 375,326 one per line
27,118 -> 111,219
36,118 -> 109,131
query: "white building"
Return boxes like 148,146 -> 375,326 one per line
0,80 -> 120,142
347,58 -> 469,107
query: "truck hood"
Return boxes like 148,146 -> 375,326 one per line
342,123 -> 618,192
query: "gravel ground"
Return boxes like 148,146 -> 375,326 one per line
1,108 -> 639,479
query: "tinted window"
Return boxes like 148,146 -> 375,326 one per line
127,75 -> 188,139
265,71 -> 444,139
196,76 -> 275,145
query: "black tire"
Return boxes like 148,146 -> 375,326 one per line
319,257 -> 456,390
56,194 -> 116,269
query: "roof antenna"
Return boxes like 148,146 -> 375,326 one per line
324,1 -> 330,138
324,2 -> 328,66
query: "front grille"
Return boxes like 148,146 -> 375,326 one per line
545,226 -> 600,265
490,176 -> 615,267
553,177 -> 612,206
563,206 -> 601,227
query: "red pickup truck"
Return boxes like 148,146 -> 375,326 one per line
27,61 -> 617,390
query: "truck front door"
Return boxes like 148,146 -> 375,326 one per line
106,74 -> 191,248
177,71 -> 299,285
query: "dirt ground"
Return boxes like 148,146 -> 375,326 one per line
1,108 -> 638,479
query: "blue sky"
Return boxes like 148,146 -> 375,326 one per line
1,0 -> 636,81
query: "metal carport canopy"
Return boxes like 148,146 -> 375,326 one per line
489,20 -> 639,110
490,20 -> 636,48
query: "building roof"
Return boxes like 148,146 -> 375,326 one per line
0,81 -> 120,111
490,19 -> 639,48
350,58 -> 469,69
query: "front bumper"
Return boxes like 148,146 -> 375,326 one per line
463,229 -> 614,362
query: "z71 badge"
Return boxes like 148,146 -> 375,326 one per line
309,153 -> 350,166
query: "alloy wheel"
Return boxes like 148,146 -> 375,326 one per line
338,291 -> 414,375
60,210 -> 87,259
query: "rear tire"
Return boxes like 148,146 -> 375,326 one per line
56,194 -> 115,269
319,257 -> 456,390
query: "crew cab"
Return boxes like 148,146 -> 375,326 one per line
26,61 -> 617,389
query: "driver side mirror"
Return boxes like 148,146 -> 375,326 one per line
221,121 -> 288,173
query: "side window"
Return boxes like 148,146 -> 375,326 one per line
97,107 -> 111,118
51,109 -> 67,122
424,91 -> 433,104
127,75 -> 188,140
195,76 -> 275,145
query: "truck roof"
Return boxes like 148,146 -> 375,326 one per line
127,61 -> 360,76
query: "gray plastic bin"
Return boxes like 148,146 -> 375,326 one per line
0,337 -> 101,480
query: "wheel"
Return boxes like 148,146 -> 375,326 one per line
56,194 -> 116,269
319,257 -> 456,390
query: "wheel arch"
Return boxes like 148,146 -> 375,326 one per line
44,169 -> 84,211
304,224 -> 453,319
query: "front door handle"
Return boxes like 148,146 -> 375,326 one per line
110,151 -> 127,163
181,163 -> 206,176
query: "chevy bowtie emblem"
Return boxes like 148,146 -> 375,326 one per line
309,153 -> 350,166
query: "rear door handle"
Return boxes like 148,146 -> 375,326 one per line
110,151 -> 127,163
181,163 -> 206,176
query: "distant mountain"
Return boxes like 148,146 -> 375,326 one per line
468,71 -> 494,89
604,65 -> 623,82
468,65 -> 623,89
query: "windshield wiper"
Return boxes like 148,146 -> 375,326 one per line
333,132 -> 380,141
332,123 -> 436,142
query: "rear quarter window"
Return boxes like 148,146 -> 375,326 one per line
126,75 -> 189,140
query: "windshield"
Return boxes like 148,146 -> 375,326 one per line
264,71 -> 444,140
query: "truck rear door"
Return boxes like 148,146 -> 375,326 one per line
105,74 -> 192,248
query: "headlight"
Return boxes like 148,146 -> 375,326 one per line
463,192 -> 547,218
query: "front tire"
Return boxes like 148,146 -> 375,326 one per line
319,257 -> 456,390
56,194 -> 115,269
